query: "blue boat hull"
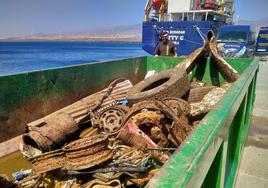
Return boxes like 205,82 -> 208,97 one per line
142,21 -> 226,56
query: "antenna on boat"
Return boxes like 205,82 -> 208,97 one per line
236,14 -> 239,25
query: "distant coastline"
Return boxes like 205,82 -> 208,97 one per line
0,36 -> 142,43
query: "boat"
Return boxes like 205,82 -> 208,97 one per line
142,0 -> 235,56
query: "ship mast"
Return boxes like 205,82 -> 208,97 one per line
218,0 -> 235,24
144,0 -> 168,22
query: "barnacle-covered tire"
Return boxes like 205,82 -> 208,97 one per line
126,68 -> 190,106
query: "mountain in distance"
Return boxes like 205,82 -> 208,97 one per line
237,17 -> 268,28
237,17 -> 268,33
32,24 -> 142,38
33,17 -> 267,38
2,17 -> 267,41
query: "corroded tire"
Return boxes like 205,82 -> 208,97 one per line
126,68 -> 190,106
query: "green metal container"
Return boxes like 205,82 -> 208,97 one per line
0,56 -> 259,187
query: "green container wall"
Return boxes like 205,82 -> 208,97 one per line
0,56 -> 259,187
145,57 -> 259,188
0,57 -> 147,142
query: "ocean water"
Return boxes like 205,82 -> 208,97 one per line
0,41 -> 148,76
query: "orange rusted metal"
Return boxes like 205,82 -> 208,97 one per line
126,169 -> 159,187
123,100 -> 193,147
154,100 -> 193,145
83,179 -> 121,188
62,134 -> 112,170
95,105 -> 128,136
116,119 -> 169,163
162,97 -> 191,123
31,149 -> 65,174
23,112 -> 78,152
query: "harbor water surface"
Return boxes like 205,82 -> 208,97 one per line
0,41 -> 148,181
0,41 -> 148,76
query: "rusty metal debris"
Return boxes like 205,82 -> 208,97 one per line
209,32 -> 241,83
95,105 -> 129,136
23,112 -> 79,153
17,86 -> 225,187
116,119 -> 169,164
79,127 -> 99,138
125,169 -> 159,187
62,134 -> 112,171
162,97 -> 191,122
154,100 -> 193,146
13,173 -> 44,188
176,30 -> 240,83
27,79 -> 133,127
129,107 -> 169,149
186,86 -> 218,103
111,145 -> 151,168
14,30 -> 241,187
122,99 -> 192,147
31,149 -> 65,174
189,87 -> 227,117
82,179 -> 121,188
175,31 -> 211,73
190,77 -> 206,88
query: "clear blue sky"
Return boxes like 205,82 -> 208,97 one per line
0,0 -> 267,38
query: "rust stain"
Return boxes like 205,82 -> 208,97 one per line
31,150 -> 65,174
62,134 -> 112,170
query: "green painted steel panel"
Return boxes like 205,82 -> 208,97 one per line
0,57 -> 147,142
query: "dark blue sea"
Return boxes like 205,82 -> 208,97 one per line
0,41 -> 148,76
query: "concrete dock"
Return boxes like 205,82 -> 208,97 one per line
235,59 -> 268,188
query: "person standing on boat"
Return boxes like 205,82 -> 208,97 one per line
154,32 -> 178,57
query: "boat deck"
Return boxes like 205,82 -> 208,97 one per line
235,59 -> 268,187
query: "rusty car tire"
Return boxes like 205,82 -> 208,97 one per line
126,68 -> 190,106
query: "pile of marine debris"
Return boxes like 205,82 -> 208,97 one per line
5,31 -> 240,188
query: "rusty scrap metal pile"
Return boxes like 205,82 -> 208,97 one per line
10,31 -> 240,188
